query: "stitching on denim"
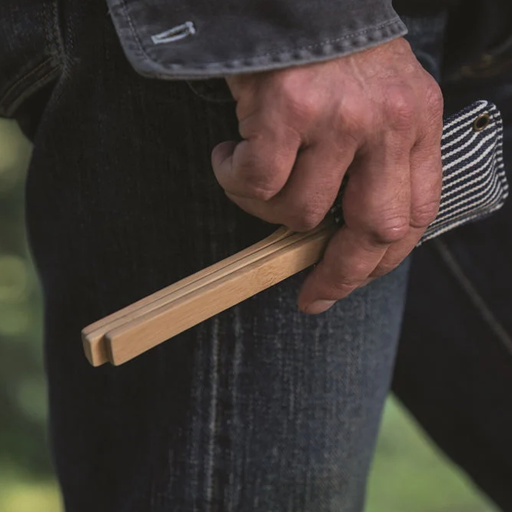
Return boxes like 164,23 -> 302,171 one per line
434,239 -> 512,358
7,67 -> 60,116
0,58 -> 52,105
119,0 -> 152,62
48,0 -> 66,73
256,17 -> 404,59
115,0 -> 404,70
0,58 -> 57,115
43,0 -> 64,64
151,21 -> 196,45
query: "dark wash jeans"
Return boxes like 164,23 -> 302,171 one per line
1,1 -> 512,511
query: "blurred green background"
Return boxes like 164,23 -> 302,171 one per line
0,118 -> 498,512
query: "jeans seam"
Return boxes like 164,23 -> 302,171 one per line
0,59 -> 60,117
434,238 -> 512,359
0,58 -> 51,103
47,0 -> 65,62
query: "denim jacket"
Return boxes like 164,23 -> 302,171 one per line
106,0 -> 407,80
1,0 -> 510,119
107,0 -> 512,81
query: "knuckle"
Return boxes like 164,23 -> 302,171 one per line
246,185 -> 280,202
368,215 -> 410,244
338,100 -> 373,135
320,258 -> 368,294
273,72 -> 300,97
290,96 -> 318,123
384,87 -> 416,131
331,282 -> 357,298
345,205 -> 410,244
410,200 -> 439,228
274,76 -> 318,121
288,204 -> 325,231
238,170 -> 280,200
328,272 -> 360,296
236,157 -> 284,200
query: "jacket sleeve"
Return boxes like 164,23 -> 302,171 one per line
107,0 -> 407,80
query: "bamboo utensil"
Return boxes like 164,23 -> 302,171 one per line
83,220 -> 337,366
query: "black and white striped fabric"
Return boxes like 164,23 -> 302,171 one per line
331,100 -> 508,245
420,100 -> 508,244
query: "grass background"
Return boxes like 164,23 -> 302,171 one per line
0,118 -> 497,512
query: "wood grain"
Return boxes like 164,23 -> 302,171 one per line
104,224 -> 335,365
82,226 -> 294,366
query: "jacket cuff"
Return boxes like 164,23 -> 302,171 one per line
107,0 -> 407,79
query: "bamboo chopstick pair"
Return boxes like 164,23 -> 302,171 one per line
82,220 -> 337,367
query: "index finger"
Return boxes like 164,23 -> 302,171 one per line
211,116 -> 301,201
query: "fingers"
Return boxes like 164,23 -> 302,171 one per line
221,140 -> 357,230
298,127 -> 413,313
370,82 -> 443,278
272,141 -> 357,231
211,40 -> 445,312
409,86 -> 444,232
368,142 -> 443,279
299,79 -> 443,313
211,115 -> 301,201
298,226 -> 387,313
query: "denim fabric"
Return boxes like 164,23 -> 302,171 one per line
1,1 -> 512,512
107,0 -> 406,79
394,69 -> 512,512
4,1 -> 411,510
106,0 -> 512,79
0,0 -> 61,117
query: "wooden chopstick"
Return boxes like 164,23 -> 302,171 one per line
102,221 -> 336,365
82,222 -> 334,366
82,226 -> 292,366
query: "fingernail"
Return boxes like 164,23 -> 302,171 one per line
305,300 -> 336,315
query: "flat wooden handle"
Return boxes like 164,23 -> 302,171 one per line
82,222 -> 336,366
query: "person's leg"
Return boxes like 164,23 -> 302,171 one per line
8,1 -> 446,511
394,60 -> 512,511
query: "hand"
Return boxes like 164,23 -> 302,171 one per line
211,38 -> 444,314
